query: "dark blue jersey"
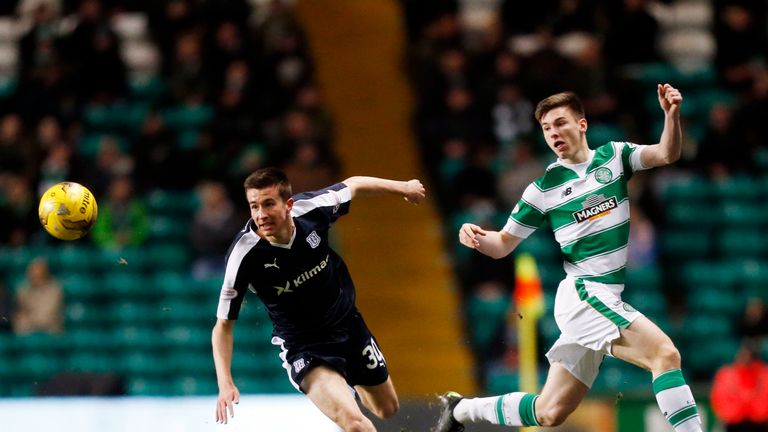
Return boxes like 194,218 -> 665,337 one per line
216,183 -> 357,343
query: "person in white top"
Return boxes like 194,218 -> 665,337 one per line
434,85 -> 703,432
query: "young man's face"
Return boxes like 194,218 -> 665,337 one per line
246,185 -> 293,239
539,106 -> 587,160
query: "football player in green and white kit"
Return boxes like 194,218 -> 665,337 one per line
434,85 -> 703,432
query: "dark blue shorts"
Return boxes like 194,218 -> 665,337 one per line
270,312 -> 390,393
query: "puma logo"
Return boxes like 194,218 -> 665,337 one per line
264,258 -> 279,269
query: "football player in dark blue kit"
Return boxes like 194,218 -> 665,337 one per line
212,167 -> 426,432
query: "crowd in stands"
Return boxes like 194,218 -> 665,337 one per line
0,0 -> 340,250
0,0 -> 766,414
399,0 -> 768,390
0,0 -> 339,397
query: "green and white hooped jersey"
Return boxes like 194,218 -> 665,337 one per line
503,142 -> 649,284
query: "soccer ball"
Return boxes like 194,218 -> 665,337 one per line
38,182 -> 98,240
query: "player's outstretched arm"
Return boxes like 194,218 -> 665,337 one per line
212,319 -> 240,424
459,223 -> 522,259
342,176 -> 426,204
640,83 -> 683,168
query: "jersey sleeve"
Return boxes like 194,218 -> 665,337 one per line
616,141 -> 650,177
502,184 -> 546,239
216,232 -> 260,320
290,183 -> 351,226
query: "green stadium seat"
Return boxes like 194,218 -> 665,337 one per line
59,272 -> 104,302
121,350 -> 169,376
67,329 -> 119,350
49,245 -> 96,272
516,232 -> 561,261
167,351 -> 212,375
662,230 -> 712,259
111,300 -> 161,324
624,288 -> 666,317
65,301 -> 114,329
586,123 -> 625,147
666,203 -> 721,227
126,377 -> 170,396
77,133 -> 129,158
592,359 -> 650,393
679,261 -> 739,289
163,325 -> 211,348
146,244 -> 190,270
686,286 -> 745,319
66,351 -> 119,374
0,77 -> 17,99
114,325 -> 166,350
108,271 -> 150,299
172,376 -> 217,396
714,177 -> 761,201
465,290 -> 510,356
96,247 -> 147,271
540,315 -> 560,348
157,302 -> 214,326
160,104 -> 214,130
718,229 -> 768,258
154,271 -> 188,297
147,189 -> 199,215
128,75 -> 166,101
662,177 -> 715,203
625,266 -> 662,290
721,202 -> 766,227
149,216 -> 188,241
15,351 -> 62,380
683,336 -> 739,377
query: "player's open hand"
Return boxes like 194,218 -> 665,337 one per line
658,83 -> 682,117
459,223 -> 487,249
403,179 -> 426,204
216,383 -> 240,424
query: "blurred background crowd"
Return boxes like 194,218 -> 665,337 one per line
0,0 -> 766,427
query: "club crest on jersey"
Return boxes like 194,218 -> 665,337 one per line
572,194 -> 617,223
306,230 -> 321,248
594,167 -> 613,184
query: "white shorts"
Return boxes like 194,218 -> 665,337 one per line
545,277 -> 643,388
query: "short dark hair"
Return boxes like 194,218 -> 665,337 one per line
535,92 -> 585,123
243,167 -> 292,201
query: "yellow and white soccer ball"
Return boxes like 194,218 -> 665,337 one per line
38,182 -> 98,240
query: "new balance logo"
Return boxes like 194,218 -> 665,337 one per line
264,258 -> 279,269
561,187 -> 573,197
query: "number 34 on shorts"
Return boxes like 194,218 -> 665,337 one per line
362,339 -> 386,369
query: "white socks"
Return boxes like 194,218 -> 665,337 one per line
653,369 -> 702,432
453,392 -> 539,426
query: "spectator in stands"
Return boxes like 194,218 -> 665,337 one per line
738,288 -> 768,342
696,103 -> 754,179
713,2 -> 767,94
166,32 -> 211,102
281,141 -> 340,194
0,174 -> 37,246
0,280 -> 12,333
190,181 -> 243,279
66,0 -> 127,102
0,114 -> 34,179
12,258 -> 64,334
90,176 -> 149,249
710,339 -> 768,431
86,135 -> 134,197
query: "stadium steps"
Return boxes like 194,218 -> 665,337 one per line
295,0 -> 475,397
